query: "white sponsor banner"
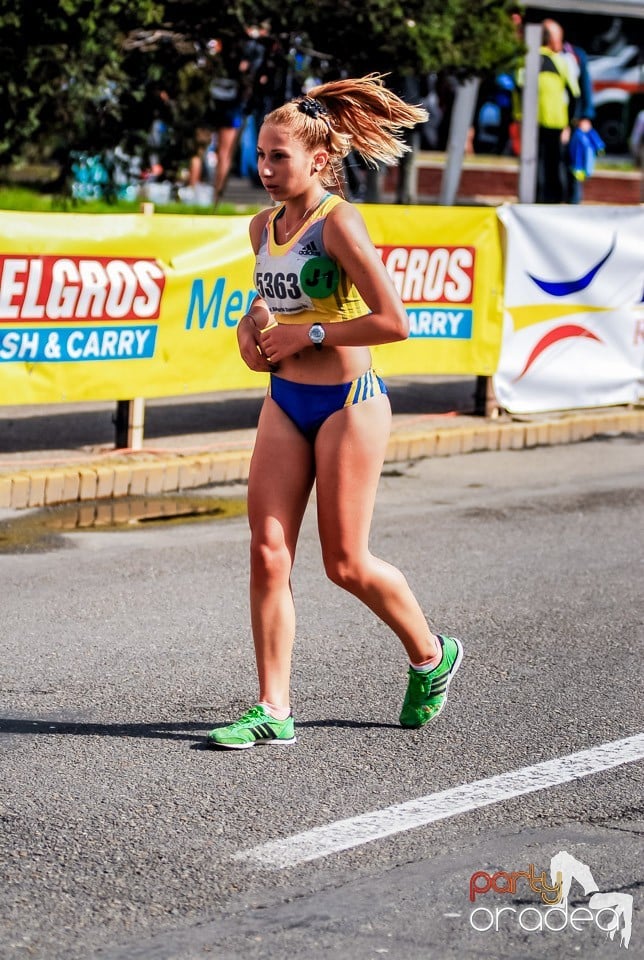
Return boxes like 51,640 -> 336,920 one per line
494,205 -> 644,414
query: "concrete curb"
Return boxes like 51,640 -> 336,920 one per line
0,408 -> 642,511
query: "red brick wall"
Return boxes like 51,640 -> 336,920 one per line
384,163 -> 641,205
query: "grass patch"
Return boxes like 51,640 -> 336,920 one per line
594,158 -> 638,172
0,185 -> 262,216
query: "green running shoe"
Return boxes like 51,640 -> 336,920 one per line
399,635 -> 463,729
206,705 -> 296,750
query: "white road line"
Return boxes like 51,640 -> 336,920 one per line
237,733 -> 644,869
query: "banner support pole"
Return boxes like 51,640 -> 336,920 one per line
113,202 -> 153,449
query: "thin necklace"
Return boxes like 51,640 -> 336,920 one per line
282,194 -> 325,240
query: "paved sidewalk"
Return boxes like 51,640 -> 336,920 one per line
1,376 -> 642,510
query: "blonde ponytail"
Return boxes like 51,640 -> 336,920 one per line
261,73 -> 428,189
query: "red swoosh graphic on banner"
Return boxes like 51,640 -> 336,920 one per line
514,324 -> 603,382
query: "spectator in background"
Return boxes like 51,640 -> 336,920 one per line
207,37 -> 246,201
187,126 -> 217,200
184,31 -> 267,203
473,73 -> 516,155
536,19 -> 580,203
561,34 -> 596,203
146,86 -> 174,181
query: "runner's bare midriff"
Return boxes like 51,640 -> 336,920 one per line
274,343 -> 372,385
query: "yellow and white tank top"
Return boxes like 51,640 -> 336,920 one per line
254,193 -> 367,325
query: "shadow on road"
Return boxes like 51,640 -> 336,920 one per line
0,715 -> 401,744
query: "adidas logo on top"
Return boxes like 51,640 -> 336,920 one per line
298,241 -> 319,256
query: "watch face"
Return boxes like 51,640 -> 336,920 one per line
309,324 -> 325,344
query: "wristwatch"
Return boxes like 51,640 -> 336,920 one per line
308,323 -> 326,350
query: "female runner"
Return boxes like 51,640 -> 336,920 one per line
207,74 -> 463,748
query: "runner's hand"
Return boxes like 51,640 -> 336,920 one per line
237,315 -> 274,372
259,322 -> 310,364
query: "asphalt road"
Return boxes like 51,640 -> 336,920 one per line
1,437 -> 642,960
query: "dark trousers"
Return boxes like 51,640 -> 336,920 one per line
566,166 -> 583,204
537,126 -> 565,203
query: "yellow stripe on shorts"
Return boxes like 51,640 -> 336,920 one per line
344,369 -> 383,407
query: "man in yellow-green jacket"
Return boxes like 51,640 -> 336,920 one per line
537,19 -> 580,202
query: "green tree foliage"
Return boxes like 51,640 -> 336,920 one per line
0,0 -> 521,169
235,0 -> 522,76
0,0 -> 161,164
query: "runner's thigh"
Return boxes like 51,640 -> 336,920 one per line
314,394 -> 391,553
248,397 -> 316,549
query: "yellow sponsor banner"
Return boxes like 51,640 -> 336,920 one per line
363,205 -> 502,377
0,211 -> 258,404
0,206 -> 502,405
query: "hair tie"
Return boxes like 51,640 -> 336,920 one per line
297,97 -> 328,120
